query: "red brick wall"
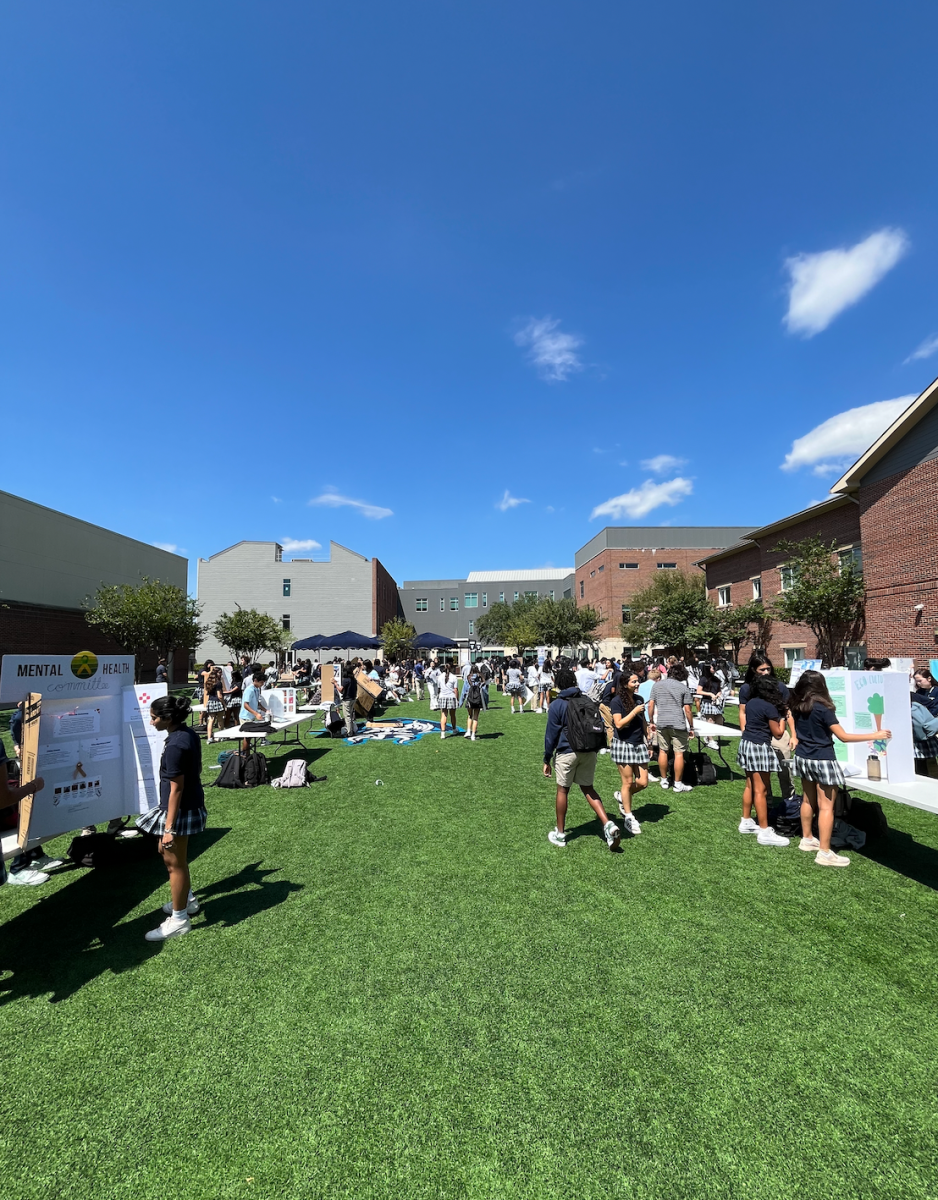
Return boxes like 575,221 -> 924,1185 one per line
704,502 -> 861,663
860,457 -> 938,663
372,557 -> 403,636
577,548 -> 720,642
0,601 -> 188,683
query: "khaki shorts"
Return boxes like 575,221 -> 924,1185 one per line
771,729 -> 792,760
554,750 -> 598,789
655,726 -> 689,754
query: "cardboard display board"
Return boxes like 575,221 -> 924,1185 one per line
355,671 -> 381,717
320,671 -> 335,704
0,654 -> 169,848
821,669 -> 914,783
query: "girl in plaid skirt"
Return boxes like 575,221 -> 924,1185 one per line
736,675 -> 789,847
138,694 -> 207,940
609,669 -> 649,836
790,670 -> 892,867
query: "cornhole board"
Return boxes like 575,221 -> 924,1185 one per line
355,672 -> 382,717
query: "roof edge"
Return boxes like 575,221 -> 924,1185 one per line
830,376 -> 938,492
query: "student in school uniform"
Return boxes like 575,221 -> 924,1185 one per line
738,651 -> 799,812
789,670 -> 892,867
609,669 -> 648,837
433,662 -> 460,738
736,675 -> 790,847
505,659 -> 526,714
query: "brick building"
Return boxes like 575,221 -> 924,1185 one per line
700,376 -> 938,667
575,526 -> 754,657
698,498 -> 862,667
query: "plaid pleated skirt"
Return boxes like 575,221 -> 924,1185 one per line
699,699 -> 724,717
736,739 -> 781,774
437,696 -> 457,710
913,737 -> 938,759
206,698 -> 225,714
611,738 -> 650,765
791,756 -> 845,787
136,805 -> 208,837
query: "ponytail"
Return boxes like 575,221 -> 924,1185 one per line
151,694 -> 192,726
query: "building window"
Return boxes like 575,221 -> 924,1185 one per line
514,591 -> 519,601
499,592 -> 505,602
598,564 -> 604,572
717,586 -> 731,607
482,593 -> 488,607
282,615 -> 291,630
779,564 -> 797,592
282,578 -> 291,598
464,593 -> 478,608
783,646 -> 806,668
590,570 -> 596,578
579,580 -> 584,598
563,588 -> 572,599
549,590 -> 555,601
468,620 -> 474,635
621,605 -> 631,623
619,562 -> 639,569
275,546 -> 283,563
525,591 -> 538,600
450,597 -> 459,610
751,576 -> 762,601
415,597 -> 428,611
440,598 -> 445,611
838,546 -> 863,575
657,562 -> 677,570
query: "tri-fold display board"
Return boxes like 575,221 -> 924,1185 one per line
0,653 -> 166,849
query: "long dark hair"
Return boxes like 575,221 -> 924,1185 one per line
789,669 -> 835,715
749,674 -> 788,716
698,660 -> 720,691
151,694 -> 192,726
744,649 -> 776,685
617,671 -> 639,710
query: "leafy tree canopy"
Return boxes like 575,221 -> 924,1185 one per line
213,607 -> 286,662
770,536 -> 865,667
83,577 -> 207,682
620,570 -> 711,657
380,617 -> 417,662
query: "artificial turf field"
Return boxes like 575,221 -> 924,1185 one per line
1,697 -> 937,1200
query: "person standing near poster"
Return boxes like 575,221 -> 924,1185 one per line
137,694 -> 207,940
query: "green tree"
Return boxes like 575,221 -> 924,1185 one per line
213,607 -> 285,662
477,594 -> 541,655
619,569 -> 711,657
84,577 -> 207,682
770,536 -> 865,667
380,617 -> 417,661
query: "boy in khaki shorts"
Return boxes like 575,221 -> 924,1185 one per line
647,663 -> 695,793
543,667 -> 622,851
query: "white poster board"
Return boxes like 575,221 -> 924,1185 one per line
788,659 -> 821,688
262,687 -> 296,720
0,654 -> 164,847
122,683 -> 168,814
821,669 -> 914,783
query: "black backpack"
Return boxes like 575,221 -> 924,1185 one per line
466,681 -> 483,708
565,694 -> 607,753
687,751 -> 718,786
67,831 -> 119,868
212,753 -> 246,788
242,751 -> 270,788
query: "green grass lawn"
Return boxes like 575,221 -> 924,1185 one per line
1,696 -> 937,1199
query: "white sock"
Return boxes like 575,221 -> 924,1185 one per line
172,909 -> 188,921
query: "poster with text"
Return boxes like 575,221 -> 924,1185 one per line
821,669 -> 914,783
123,683 -> 168,814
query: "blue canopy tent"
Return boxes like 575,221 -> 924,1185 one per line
411,632 -> 459,650
291,634 -> 324,651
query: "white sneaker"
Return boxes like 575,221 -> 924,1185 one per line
145,915 -> 192,941
815,849 -> 850,867
30,853 -> 65,870
623,813 -> 642,836
470,734 -> 476,741
798,836 -> 820,852
117,829 -> 141,839
659,778 -> 670,790
614,789 -> 625,817
738,818 -> 759,834
463,732 -> 471,738
756,828 -> 790,847
547,828 -> 567,848
163,897 -> 201,916
705,738 -> 720,750
6,868 -> 49,886
673,781 -> 693,793
604,820 -> 622,851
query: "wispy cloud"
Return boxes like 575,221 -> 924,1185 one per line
280,537 -> 322,554
641,454 -> 686,474
783,227 -> 909,337
904,333 -> 938,364
309,490 -> 393,519
271,495 -> 283,503
591,477 -> 693,520
514,316 -> 584,382
496,490 -> 530,512
153,542 -> 185,555
781,396 -> 914,475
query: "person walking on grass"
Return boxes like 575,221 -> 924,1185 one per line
536,659 -> 554,714
610,669 -> 649,836
647,663 -> 695,793
789,670 -> 892,867
434,661 -> 459,738
138,694 -> 207,941
462,663 -> 487,740
543,667 -> 621,852
736,674 -> 790,848
506,658 -> 526,714
203,666 -> 226,743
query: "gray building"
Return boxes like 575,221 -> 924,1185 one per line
0,489 -> 188,678
399,568 -> 575,653
197,540 -> 401,662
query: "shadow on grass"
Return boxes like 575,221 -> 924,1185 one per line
632,801 -> 671,825
0,828 -> 228,1004
198,861 -> 304,928
859,828 -> 938,892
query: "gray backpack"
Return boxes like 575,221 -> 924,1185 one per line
272,758 -> 311,788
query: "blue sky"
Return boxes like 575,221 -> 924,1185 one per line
3,1 -> 938,592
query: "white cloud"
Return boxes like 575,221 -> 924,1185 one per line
153,542 -> 184,554
271,495 -> 283,503
904,333 -> 938,364
641,454 -> 686,474
781,395 -> 915,474
280,537 -> 321,554
496,490 -> 530,511
590,477 -> 693,520
514,316 -> 584,382
783,227 -> 909,337
309,490 -> 393,519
